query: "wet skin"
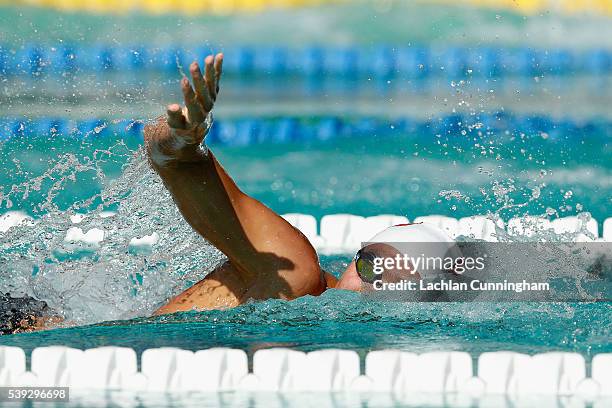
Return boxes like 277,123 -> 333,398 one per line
145,53 -> 359,315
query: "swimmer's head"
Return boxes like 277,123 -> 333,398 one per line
0,293 -> 60,335
336,223 -> 456,290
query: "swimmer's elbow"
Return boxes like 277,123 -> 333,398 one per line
293,262 -> 327,297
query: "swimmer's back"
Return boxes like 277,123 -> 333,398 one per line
154,263 -> 336,315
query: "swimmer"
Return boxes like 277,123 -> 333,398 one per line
1,54 -> 445,334
146,54 -> 436,315
0,293 -> 62,335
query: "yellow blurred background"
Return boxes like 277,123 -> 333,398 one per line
4,0 -> 612,15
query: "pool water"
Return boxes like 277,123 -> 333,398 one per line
1,283 -> 611,362
0,4 -> 610,407
1,127 -> 609,221
0,130 -> 610,359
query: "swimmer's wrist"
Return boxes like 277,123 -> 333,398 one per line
145,111 -> 215,169
168,111 -> 213,159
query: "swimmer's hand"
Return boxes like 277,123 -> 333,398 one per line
145,53 -> 223,166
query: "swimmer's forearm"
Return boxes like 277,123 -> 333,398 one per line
153,143 -> 260,277
144,114 -> 266,276
144,54 -> 324,297
149,124 -> 323,295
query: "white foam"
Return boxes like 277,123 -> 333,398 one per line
64,227 -> 105,245
129,232 -> 160,247
507,216 -> 553,238
552,216 -> 598,241
70,213 -> 87,224
0,211 -> 31,233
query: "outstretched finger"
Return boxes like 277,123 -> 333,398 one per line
214,52 -> 223,94
204,55 -> 216,101
181,77 -> 205,125
189,61 -> 213,113
166,104 -> 186,129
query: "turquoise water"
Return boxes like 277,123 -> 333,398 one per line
1,129 -> 610,222
0,132 -> 610,359
1,283 -> 611,360
0,4 -> 610,407
1,73 -> 610,382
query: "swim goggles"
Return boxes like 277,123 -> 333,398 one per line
354,247 -> 380,283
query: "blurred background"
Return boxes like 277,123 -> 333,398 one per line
1,0 -> 611,221
2,0 -> 612,119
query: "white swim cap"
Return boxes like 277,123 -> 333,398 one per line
359,222 -> 460,278
367,222 -> 454,244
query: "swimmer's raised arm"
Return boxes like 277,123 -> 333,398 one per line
145,54 -> 329,313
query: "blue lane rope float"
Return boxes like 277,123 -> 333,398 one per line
0,114 -> 610,145
0,44 -> 610,78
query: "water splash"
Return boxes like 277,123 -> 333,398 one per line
0,132 -> 608,330
0,145 -> 224,326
